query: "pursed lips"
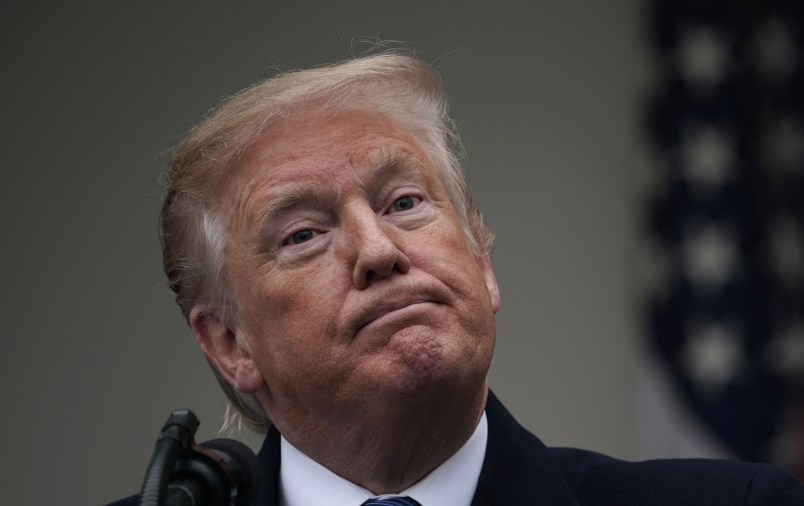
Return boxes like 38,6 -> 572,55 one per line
355,295 -> 437,333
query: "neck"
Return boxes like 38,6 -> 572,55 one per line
277,386 -> 488,494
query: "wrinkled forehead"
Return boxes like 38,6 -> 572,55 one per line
213,108 -> 445,228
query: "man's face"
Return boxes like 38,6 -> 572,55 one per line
202,109 -> 499,440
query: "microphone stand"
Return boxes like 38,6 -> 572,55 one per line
138,409 -> 235,506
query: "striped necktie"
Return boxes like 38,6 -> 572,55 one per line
361,497 -> 422,506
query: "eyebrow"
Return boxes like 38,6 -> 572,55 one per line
363,147 -> 424,171
356,147 -> 428,193
253,181 -> 331,231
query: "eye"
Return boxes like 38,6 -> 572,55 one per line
286,229 -> 317,245
390,195 -> 420,213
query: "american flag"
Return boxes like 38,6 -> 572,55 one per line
645,0 -> 804,477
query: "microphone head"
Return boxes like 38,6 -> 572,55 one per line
201,438 -> 262,506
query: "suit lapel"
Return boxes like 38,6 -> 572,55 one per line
472,391 -> 580,505
255,425 -> 282,506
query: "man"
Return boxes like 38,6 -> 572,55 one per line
119,53 -> 804,504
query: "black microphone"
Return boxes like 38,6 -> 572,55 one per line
139,410 -> 262,506
170,438 -> 262,506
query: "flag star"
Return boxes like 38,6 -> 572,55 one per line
768,217 -> 804,282
763,117 -> 804,175
765,323 -> 804,381
681,321 -> 745,395
682,225 -> 739,288
677,26 -> 730,91
752,15 -> 797,79
680,126 -> 736,189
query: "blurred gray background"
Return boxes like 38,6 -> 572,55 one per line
1,2 -> 652,503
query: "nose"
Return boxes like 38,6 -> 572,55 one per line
344,205 -> 411,289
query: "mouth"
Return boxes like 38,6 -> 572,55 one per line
355,295 -> 438,334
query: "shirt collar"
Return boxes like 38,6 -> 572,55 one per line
279,412 -> 488,506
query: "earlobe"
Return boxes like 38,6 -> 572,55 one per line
189,306 -> 266,393
477,253 -> 501,313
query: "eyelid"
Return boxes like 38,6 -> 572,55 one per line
282,228 -> 318,246
383,188 -> 425,214
278,219 -> 328,249
273,207 -> 334,245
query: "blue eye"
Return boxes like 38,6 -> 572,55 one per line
288,229 -> 316,245
391,196 -> 418,212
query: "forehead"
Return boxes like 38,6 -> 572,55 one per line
217,109 -> 438,210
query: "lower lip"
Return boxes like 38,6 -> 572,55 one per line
359,302 -> 437,335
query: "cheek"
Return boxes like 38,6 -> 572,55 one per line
240,268 -> 346,366
276,265 -> 347,320
424,227 -> 486,289
240,257 -> 337,318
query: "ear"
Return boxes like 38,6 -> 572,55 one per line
477,253 -> 501,313
189,306 -> 266,393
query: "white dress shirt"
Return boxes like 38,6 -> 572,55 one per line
279,413 -> 488,506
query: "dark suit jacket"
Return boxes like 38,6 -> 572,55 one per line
112,391 -> 804,505
252,391 -> 804,505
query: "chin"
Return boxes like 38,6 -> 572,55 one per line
382,327 -> 489,400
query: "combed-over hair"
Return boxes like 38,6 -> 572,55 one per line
160,52 -> 495,432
